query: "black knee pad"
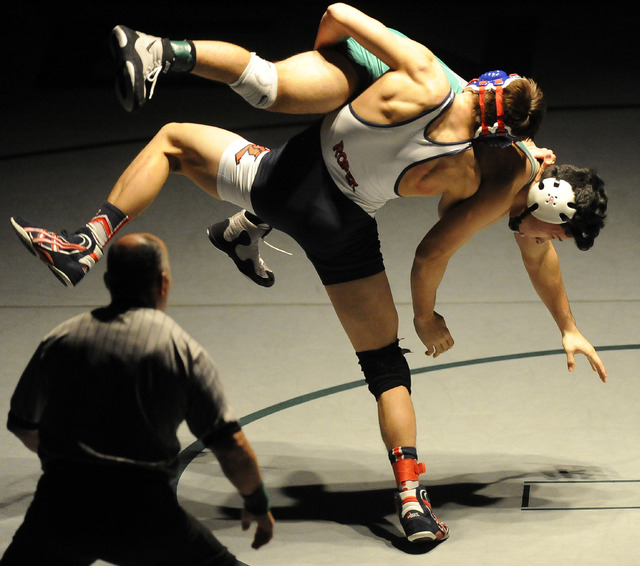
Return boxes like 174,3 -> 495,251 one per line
356,340 -> 411,400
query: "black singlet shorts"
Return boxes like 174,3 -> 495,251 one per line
250,122 -> 385,286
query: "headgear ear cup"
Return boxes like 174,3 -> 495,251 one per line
527,178 -> 577,224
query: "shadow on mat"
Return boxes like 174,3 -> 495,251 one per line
215,478 -> 502,554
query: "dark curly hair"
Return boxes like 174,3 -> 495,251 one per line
541,164 -> 608,250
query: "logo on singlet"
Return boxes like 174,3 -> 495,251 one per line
235,143 -> 269,164
331,141 -> 359,191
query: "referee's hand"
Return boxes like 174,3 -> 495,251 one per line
241,508 -> 275,549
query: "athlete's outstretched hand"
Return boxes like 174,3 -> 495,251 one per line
241,509 -> 275,549
562,329 -> 607,382
414,311 -> 454,358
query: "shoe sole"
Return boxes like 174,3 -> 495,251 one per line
207,222 -> 275,288
110,26 -> 141,113
11,217 -> 74,287
407,530 -> 449,543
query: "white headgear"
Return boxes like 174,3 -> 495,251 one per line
527,178 -> 577,224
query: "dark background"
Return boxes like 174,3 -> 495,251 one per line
1,1 -> 637,158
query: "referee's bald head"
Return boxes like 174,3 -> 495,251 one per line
104,233 -> 171,309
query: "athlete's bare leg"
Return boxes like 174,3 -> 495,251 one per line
107,122 -> 243,218
270,49 -> 359,114
325,272 -> 417,450
326,272 -> 448,542
192,41 -> 359,114
191,41 -> 252,84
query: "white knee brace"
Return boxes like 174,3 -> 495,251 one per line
229,53 -> 278,109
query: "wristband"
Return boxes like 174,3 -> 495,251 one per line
242,483 -> 270,516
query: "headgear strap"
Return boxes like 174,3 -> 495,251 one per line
467,70 -> 521,146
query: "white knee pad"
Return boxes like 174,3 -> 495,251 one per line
229,53 -> 278,109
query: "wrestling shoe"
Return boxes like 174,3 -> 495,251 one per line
10,217 -> 102,287
111,25 -> 171,112
395,485 -> 449,543
207,212 -> 275,287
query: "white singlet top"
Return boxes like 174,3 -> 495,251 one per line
320,89 -> 473,216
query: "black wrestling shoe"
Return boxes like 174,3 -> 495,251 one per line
10,217 -> 101,287
395,485 -> 449,543
111,25 -> 172,112
207,211 -> 275,287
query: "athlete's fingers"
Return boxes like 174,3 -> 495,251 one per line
589,353 -> 607,383
432,338 -> 453,358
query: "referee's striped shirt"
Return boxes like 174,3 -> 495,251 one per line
8,306 -> 238,474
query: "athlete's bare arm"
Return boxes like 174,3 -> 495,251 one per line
515,234 -> 607,382
410,144 -> 533,357
315,4 -> 450,123
314,3 -> 427,72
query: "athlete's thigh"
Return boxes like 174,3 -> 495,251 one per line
164,122 -> 247,199
271,49 -> 359,114
325,272 -> 399,352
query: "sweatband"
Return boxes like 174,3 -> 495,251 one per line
242,483 -> 270,515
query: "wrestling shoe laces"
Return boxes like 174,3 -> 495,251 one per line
207,212 -> 278,287
111,25 -> 169,112
395,485 -> 449,543
145,65 -> 162,101
10,217 -> 101,287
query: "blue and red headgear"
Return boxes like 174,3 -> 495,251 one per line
466,70 -> 522,148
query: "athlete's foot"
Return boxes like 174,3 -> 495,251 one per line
395,485 -> 449,543
10,217 -> 101,287
111,25 -> 171,112
207,211 -> 274,287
